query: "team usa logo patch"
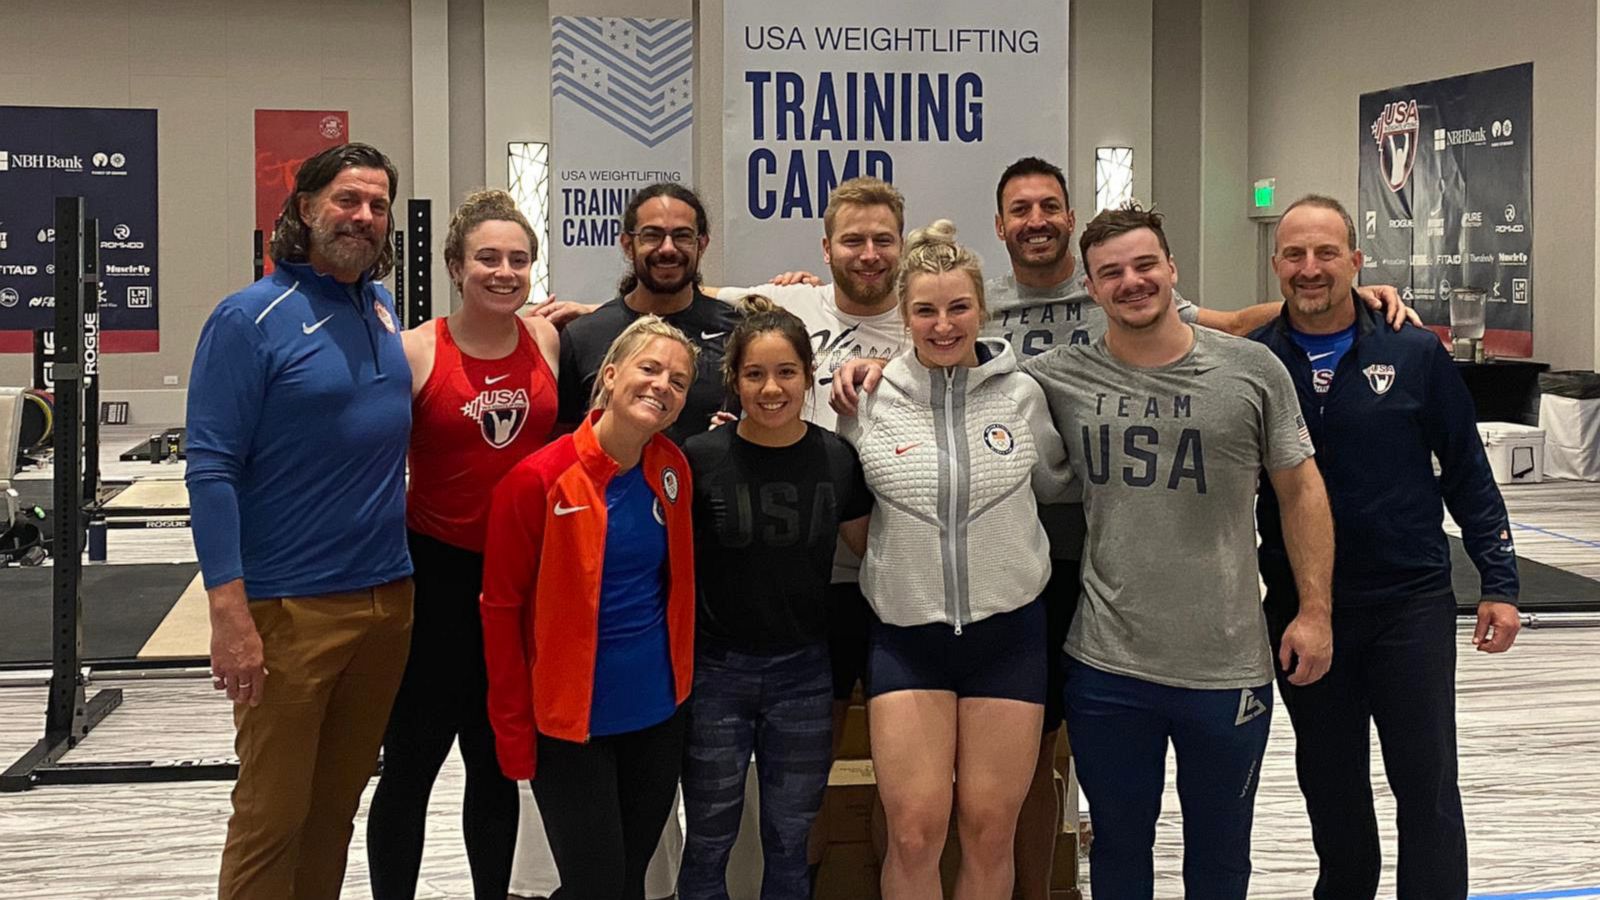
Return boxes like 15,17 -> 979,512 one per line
982,423 -> 1015,456
1363,363 -> 1397,395
662,467 -> 680,503
1370,98 -> 1420,193
460,389 -> 530,449
373,299 -> 397,334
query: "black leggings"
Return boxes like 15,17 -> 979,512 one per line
367,530 -> 519,900
533,706 -> 687,900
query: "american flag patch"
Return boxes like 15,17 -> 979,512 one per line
1295,414 -> 1312,446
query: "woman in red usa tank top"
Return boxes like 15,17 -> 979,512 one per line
367,190 -> 559,900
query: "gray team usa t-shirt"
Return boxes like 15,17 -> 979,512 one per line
1022,326 -> 1314,690
983,270 -> 1196,559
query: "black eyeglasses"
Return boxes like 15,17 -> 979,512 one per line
628,228 -> 701,250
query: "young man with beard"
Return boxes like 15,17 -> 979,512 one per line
188,143 -> 414,900
1252,195 -> 1519,900
1023,205 -> 1335,900
557,183 -> 740,445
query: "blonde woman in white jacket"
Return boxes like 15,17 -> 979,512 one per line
838,221 -> 1074,900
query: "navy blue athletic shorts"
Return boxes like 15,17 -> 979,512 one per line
866,598 -> 1046,703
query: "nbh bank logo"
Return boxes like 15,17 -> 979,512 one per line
0,151 -> 8,171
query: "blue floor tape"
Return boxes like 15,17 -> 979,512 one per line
1470,888 -> 1600,900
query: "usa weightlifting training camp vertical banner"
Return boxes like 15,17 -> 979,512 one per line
0,106 -> 159,353
256,110 -> 349,277
722,3 -> 1069,285
1359,63 -> 1533,358
549,16 -> 694,301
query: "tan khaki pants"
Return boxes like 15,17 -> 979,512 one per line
218,578 -> 414,900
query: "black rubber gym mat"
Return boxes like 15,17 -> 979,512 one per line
1451,535 -> 1600,613
0,563 -> 199,665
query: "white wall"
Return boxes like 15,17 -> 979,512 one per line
1249,0 -> 1598,369
0,0 -> 415,408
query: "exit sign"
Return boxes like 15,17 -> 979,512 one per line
1254,178 -> 1276,209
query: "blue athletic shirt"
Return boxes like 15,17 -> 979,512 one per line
1287,324 -> 1357,395
185,261 -> 413,598
589,465 -> 677,736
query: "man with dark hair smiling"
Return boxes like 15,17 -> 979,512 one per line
188,142 -> 414,900
1252,194 -> 1519,900
556,182 -> 740,446
1021,204 -> 1335,900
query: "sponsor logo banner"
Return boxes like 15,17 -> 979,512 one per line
1357,63 -> 1532,358
0,106 -> 159,352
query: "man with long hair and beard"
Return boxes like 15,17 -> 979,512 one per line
555,183 -> 740,446
188,142 -> 414,899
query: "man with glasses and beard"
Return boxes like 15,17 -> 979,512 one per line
557,183 -> 739,445
188,142 -> 414,900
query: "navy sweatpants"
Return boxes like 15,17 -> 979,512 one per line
1266,592 -> 1467,900
1063,658 -> 1272,900
677,641 -> 834,900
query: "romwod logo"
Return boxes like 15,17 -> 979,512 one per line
1371,99 -> 1420,193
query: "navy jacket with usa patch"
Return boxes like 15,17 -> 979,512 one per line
1251,293 -> 1518,607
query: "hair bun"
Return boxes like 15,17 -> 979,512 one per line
905,218 -> 958,249
734,293 -> 779,316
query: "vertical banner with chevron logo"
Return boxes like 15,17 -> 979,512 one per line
721,3 -> 1069,286
549,16 -> 694,302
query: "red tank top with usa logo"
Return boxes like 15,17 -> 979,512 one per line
407,317 -> 557,552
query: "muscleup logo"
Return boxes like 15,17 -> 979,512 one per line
1371,99 -> 1419,193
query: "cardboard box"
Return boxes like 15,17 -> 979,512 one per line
816,841 -> 880,899
1050,827 -> 1080,891
838,702 -> 870,760
821,758 -> 877,845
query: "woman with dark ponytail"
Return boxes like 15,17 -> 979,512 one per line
676,296 -> 873,900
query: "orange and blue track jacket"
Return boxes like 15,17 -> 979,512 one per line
480,411 -> 696,780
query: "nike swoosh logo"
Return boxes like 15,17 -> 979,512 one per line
553,503 -> 589,516
484,374 -> 510,385
895,443 -> 920,455
1308,351 -> 1336,362
701,331 -> 727,341
302,315 -> 334,335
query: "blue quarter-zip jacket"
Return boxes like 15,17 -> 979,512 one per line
185,260 -> 413,598
1252,293 -> 1518,606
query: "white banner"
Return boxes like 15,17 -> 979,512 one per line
549,16 -> 694,301
721,6 -> 1069,285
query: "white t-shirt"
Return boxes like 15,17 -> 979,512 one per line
715,283 -> 906,432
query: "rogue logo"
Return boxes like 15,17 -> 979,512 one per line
1371,99 -> 1420,192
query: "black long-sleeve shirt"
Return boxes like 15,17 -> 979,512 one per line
1253,294 -> 1519,608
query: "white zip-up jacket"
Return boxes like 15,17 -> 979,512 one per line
840,339 -> 1074,630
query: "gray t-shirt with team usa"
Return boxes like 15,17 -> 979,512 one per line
1022,326 -> 1315,690
983,269 -> 1196,560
